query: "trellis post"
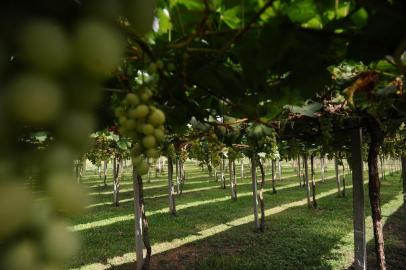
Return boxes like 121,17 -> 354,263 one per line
351,127 -> 366,270
251,154 -> 260,230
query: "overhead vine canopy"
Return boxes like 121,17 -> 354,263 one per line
1,1 -> 406,270
110,0 -> 406,128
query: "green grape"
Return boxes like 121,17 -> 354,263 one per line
125,119 -> 137,130
131,105 -> 149,119
253,125 -> 264,138
114,107 -> 125,118
118,116 -> 128,126
29,201 -> 52,231
46,173 -> 88,215
20,20 -> 71,72
142,124 -> 155,135
0,184 -> 32,239
74,19 -> 124,77
8,73 -> 62,125
154,129 -> 165,142
140,89 -> 153,102
148,109 -> 165,126
125,93 -> 140,106
41,220 -> 79,261
142,135 -> 156,149
115,85 -> 165,161
135,160 -> 149,175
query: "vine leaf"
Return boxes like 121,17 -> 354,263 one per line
284,102 -> 322,117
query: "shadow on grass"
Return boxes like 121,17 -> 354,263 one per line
70,174 -> 403,270
110,193 -> 358,270
362,206 -> 406,270
72,173 -> 308,225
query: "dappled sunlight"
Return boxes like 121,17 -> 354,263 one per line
325,192 -> 403,269
84,172 -> 300,207
84,181 -> 133,189
73,174 -> 345,231
70,180 -> 359,270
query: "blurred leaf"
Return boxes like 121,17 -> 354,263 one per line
156,8 -> 172,34
222,6 -> 241,28
350,8 -> 368,28
284,102 -> 322,117
281,0 -> 318,23
171,0 -> 205,10
117,139 -> 129,150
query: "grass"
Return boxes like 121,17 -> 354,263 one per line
68,161 -> 404,270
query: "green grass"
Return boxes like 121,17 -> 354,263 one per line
68,162 -> 404,270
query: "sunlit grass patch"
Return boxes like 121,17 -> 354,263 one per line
68,161 -> 402,270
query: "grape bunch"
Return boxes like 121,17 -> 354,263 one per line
0,0 -> 156,268
319,117 -> 334,152
115,87 -> 166,175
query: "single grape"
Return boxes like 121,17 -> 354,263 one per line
153,129 -> 165,142
142,135 -> 156,149
140,89 -> 153,102
131,105 -> 149,119
142,124 -> 155,135
119,116 -> 128,126
20,20 -> 71,72
46,173 -> 88,215
135,161 -> 149,175
74,19 -> 124,77
253,125 -> 264,138
8,73 -> 62,125
148,109 -> 165,126
41,220 -> 79,261
125,93 -> 140,106
125,119 -> 137,130
114,107 -> 125,118
0,184 -> 32,239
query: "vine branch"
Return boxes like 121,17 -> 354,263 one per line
220,0 -> 276,52
168,0 -> 211,49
